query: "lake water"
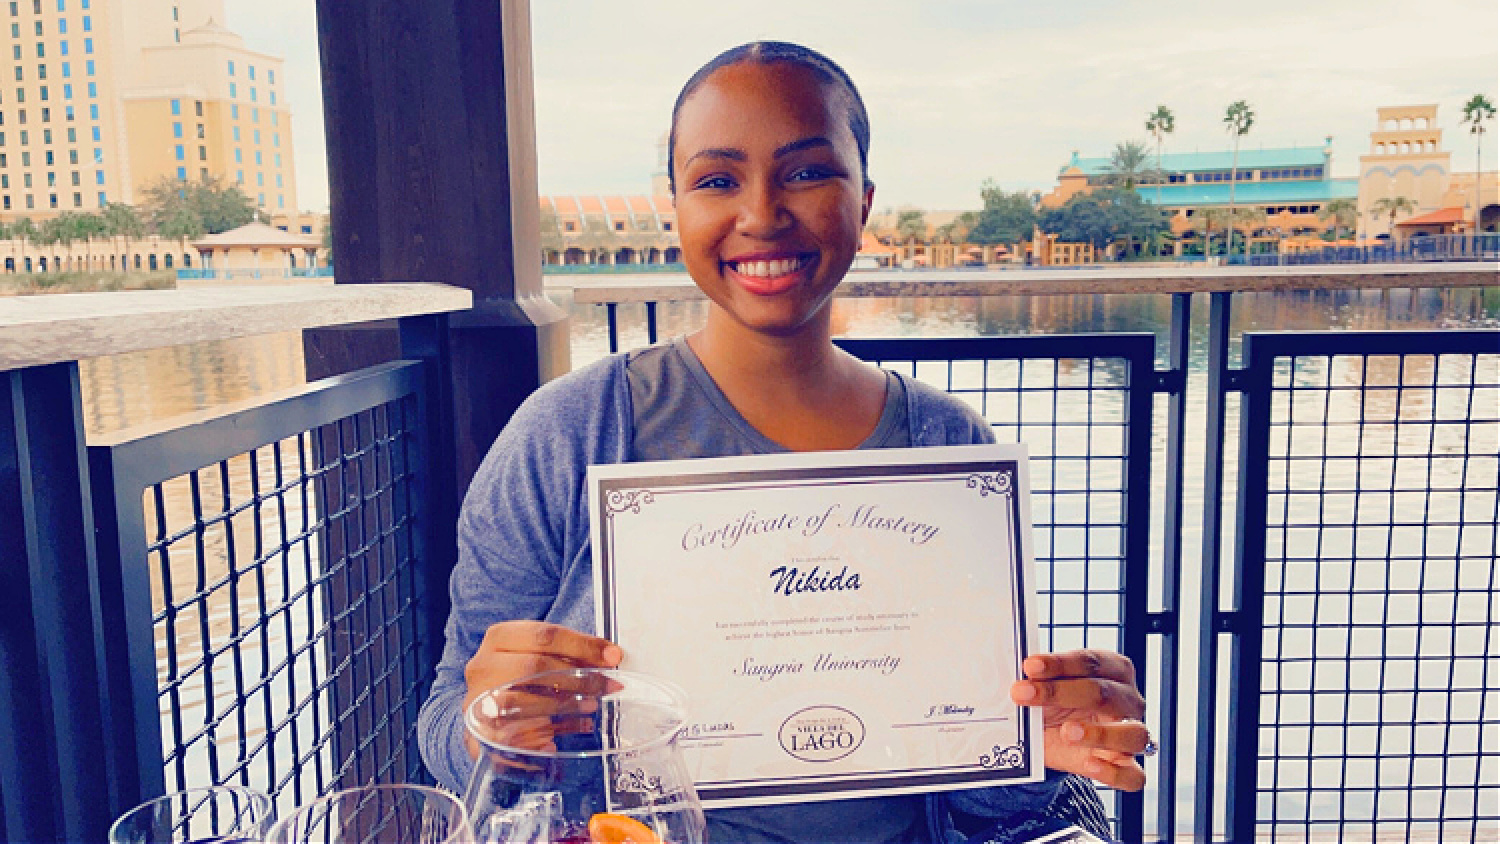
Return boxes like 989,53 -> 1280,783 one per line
75,282 -> 1500,841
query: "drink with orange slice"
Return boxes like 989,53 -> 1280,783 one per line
464,669 -> 704,844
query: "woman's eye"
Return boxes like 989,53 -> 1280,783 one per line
693,175 -> 736,190
789,166 -> 834,182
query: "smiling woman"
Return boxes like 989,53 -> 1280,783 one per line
418,40 -> 1146,844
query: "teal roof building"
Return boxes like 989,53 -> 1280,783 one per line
1056,143 -> 1356,209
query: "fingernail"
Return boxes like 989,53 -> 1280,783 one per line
1023,655 -> 1046,676
602,644 -> 623,666
1063,723 -> 1085,742
1013,683 -> 1036,702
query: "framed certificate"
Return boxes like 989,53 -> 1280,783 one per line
589,444 -> 1045,809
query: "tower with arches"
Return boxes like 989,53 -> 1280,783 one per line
1357,105 -> 1451,238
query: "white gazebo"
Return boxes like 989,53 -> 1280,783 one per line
189,222 -> 324,282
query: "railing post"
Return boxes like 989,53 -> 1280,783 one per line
1195,291 -> 1235,841
1154,291 -> 1193,842
1116,335 -> 1157,844
86,441 -> 166,816
399,314 -> 457,676
0,364 -> 114,843
1225,334 -> 1274,844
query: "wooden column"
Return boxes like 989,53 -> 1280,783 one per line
309,2 -> 565,786
310,0 -> 568,498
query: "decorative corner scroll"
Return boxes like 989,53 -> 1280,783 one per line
605,489 -> 655,516
978,742 -> 1025,770
614,766 -> 663,794
965,472 -> 1013,498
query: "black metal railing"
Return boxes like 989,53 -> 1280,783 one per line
85,360 -> 442,822
1226,330 -> 1499,843
1236,233 -> 1500,266
578,281 -> 1497,843
3,279 -> 1496,843
838,335 -> 1160,844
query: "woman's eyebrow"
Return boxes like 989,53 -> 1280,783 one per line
684,147 -> 746,167
775,137 -> 832,157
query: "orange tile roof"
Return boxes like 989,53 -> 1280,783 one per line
858,232 -> 897,254
1394,206 -> 1465,226
652,195 -> 675,212
553,196 -> 579,214
604,196 -> 628,213
628,196 -> 653,213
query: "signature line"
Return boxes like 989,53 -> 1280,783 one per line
680,733 -> 764,741
890,717 -> 1012,729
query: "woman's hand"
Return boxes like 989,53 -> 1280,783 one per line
1010,649 -> 1149,792
462,621 -> 623,758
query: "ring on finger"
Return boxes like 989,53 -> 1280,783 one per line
1123,719 -> 1158,757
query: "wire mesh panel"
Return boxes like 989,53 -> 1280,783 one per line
89,361 -> 437,822
839,335 -> 1156,842
1236,330 -> 1500,843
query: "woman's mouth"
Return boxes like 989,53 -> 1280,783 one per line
724,254 -> 815,294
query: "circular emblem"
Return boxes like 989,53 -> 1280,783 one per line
778,705 -> 865,762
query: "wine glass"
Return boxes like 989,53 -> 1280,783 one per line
263,784 -> 472,844
108,785 -> 273,844
465,669 -> 705,844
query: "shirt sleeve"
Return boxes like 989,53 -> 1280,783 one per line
416,361 -> 622,793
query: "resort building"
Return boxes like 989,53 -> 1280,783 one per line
1360,105 -> 1499,237
1035,104 -> 1497,258
1040,141 -> 1360,255
0,0 -> 296,219
186,219 -> 320,282
538,195 -> 680,266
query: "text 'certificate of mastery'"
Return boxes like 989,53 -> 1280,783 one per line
588,444 -> 1045,809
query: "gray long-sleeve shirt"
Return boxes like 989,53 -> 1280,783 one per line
417,343 -> 1108,842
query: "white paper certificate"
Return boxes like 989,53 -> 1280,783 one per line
588,444 -> 1044,809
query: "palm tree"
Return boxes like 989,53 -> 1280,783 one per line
1461,94 -> 1496,231
895,209 -> 927,243
1223,101 -> 1255,257
1317,198 -> 1359,242
1370,196 -> 1419,239
102,202 -> 145,271
1228,206 -> 1263,257
1191,207 -> 1231,258
1106,140 -> 1155,189
895,209 -> 927,262
1145,105 -> 1175,206
11,216 -> 37,269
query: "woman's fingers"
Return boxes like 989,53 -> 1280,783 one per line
1083,750 -> 1147,793
465,652 -> 595,702
1023,649 -> 1136,686
461,622 -> 625,760
1044,735 -> 1147,792
1011,676 -> 1146,721
1060,719 -> 1152,756
479,621 -> 623,668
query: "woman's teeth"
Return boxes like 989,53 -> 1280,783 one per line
732,257 -> 806,278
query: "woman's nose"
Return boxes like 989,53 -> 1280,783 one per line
735,181 -> 791,238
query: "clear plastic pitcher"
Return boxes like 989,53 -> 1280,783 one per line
464,669 -> 705,844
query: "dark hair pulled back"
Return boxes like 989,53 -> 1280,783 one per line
666,41 -> 872,195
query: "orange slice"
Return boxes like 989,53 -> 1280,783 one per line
587,812 -> 664,844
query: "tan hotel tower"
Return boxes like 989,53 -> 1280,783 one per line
0,0 -> 294,219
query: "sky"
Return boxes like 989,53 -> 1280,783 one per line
224,0 -> 1498,214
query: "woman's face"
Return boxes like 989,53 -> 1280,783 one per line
672,61 -> 873,338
